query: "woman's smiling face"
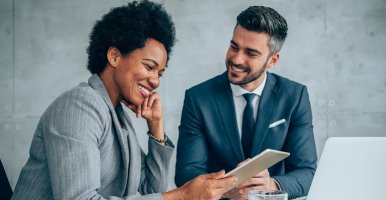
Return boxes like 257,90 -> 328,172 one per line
113,38 -> 167,106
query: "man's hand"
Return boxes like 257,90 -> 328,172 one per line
223,167 -> 279,200
239,169 -> 278,190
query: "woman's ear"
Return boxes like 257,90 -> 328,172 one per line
107,47 -> 120,68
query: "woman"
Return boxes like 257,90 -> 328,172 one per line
12,1 -> 236,199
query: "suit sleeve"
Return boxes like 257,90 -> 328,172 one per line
271,86 -> 318,199
175,90 -> 209,187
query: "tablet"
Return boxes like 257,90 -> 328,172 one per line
224,149 -> 290,187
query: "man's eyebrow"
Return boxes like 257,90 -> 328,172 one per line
143,58 -> 159,67
231,40 -> 262,55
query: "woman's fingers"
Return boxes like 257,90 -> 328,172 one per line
147,92 -> 160,109
142,97 -> 149,113
121,92 -> 162,120
136,104 -> 142,118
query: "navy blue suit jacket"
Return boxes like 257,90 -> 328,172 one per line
175,72 -> 317,199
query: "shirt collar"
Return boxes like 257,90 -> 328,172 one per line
230,72 -> 267,97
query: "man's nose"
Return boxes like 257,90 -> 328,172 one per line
232,51 -> 245,65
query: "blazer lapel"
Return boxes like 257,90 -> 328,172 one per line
213,72 -> 244,162
88,74 -> 129,193
118,106 -> 142,194
250,73 -> 279,156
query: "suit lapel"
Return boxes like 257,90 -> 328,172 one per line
213,73 -> 244,162
88,74 -> 129,194
251,73 -> 279,156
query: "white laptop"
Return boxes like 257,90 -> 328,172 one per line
307,137 -> 386,200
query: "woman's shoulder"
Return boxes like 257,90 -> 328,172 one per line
43,82 -> 111,124
58,82 -> 106,107
37,82 -> 113,142
65,82 -> 104,101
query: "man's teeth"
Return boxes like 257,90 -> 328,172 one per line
139,85 -> 150,95
231,65 -> 245,72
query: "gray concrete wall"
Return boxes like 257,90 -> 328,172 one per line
1,0 -> 385,190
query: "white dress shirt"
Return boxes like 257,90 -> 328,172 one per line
230,72 -> 267,139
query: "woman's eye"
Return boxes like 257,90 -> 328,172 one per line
144,64 -> 152,71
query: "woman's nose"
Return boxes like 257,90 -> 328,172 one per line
148,74 -> 160,89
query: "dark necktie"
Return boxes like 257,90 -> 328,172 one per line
242,93 -> 256,159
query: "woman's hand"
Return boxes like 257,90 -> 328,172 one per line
163,170 -> 238,200
122,92 -> 165,140
123,92 -> 162,121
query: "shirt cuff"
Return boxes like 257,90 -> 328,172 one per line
272,177 -> 282,191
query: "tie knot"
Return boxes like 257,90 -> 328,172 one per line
243,93 -> 256,104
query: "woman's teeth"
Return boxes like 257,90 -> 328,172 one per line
139,85 -> 150,95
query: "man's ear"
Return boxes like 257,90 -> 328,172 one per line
107,47 -> 120,68
266,53 -> 280,69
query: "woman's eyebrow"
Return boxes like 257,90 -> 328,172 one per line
142,58 -> 159,67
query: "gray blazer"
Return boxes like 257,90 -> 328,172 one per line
12,74 -> 174,200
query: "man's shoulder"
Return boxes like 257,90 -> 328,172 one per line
269,72 -> 306,91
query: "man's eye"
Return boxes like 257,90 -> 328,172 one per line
247,51 -> 257,57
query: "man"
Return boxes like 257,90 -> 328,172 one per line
175,6 -> 317,200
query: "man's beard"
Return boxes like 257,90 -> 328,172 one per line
227,59 -> 268,86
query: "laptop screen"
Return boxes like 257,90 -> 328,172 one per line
307,137 -> 386,200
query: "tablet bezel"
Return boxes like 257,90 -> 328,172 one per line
224,149 -> 290,187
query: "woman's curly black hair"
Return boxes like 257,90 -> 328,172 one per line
87,1 -> 176,74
